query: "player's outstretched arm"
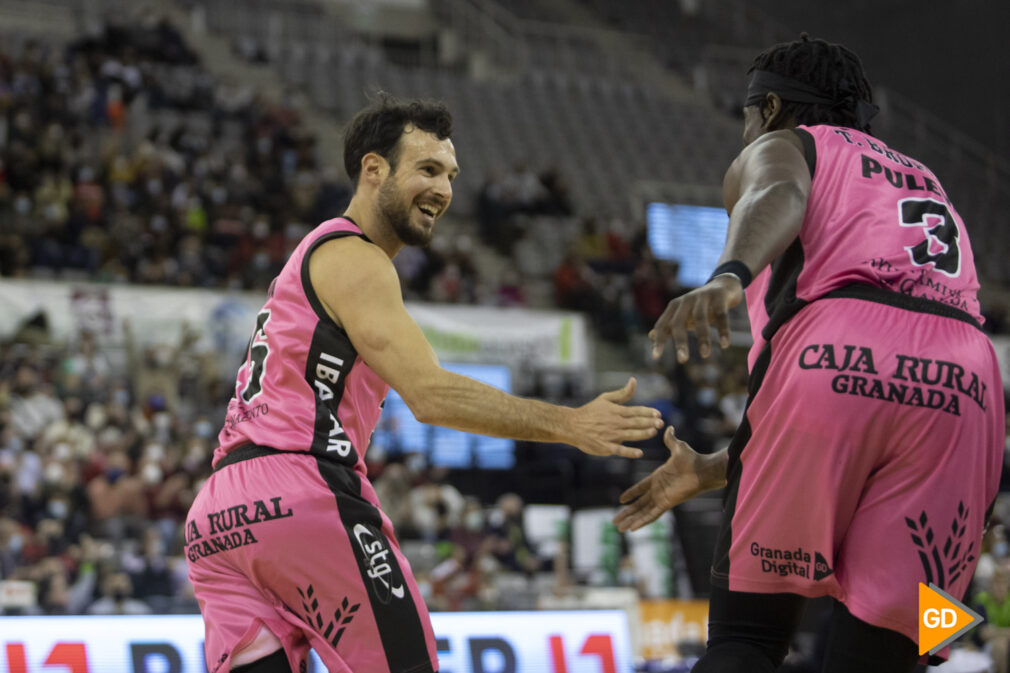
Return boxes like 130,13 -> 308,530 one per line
309,237 -> 661,458
613,426 -> 728,532
651,130 -> 811,363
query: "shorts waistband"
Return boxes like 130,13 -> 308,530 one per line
214,444 -> 312,472
822,284 -> 982,330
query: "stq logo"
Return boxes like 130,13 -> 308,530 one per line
352,523 -> 405,604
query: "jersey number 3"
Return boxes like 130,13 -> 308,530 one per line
239,309 -> 271,403
898,197 -> 961,277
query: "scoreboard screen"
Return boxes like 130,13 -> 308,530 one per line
373,362 -> 515,469
646,202 -> 730,287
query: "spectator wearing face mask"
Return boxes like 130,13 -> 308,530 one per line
86,570 -> 151,615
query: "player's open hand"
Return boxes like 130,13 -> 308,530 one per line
569,377 -> 662,458
650,274 -> 744,363
613,426 -> 724,532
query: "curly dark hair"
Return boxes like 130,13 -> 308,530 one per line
342,93 -> 453,187
750,35 -> 874,132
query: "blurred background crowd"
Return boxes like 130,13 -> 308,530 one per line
1,1 -> 1009,671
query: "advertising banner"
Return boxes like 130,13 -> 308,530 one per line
637,599 -> 709,661
0,610 -> 631,673
0,280 -> 588,370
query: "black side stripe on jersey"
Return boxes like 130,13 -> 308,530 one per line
711,341 -> 773,586
761,238 -> 809,343
305,319 -> 359,464
315,457 -> 436,673
793,128 -> 817,179
300,229 -> 366,326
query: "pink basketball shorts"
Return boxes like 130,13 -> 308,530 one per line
712,292 -> 1004,644
185,447 -> 438,673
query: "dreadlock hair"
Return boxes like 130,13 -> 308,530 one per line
750,34 -> 874,132
343,92 -> 453,187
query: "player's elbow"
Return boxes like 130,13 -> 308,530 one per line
405,398 -> 434,425
400,386 -> 441,426
744,179 -> 809,231
759,177 -> 809,207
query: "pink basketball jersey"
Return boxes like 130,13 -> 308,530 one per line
744,125 -> 983,367
215,217 -> 388,476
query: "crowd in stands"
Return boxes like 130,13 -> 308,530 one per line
3,14 -> 1009,339
0,327 -> 673,616
0,13 -> 342,291
0,13 -> 709,340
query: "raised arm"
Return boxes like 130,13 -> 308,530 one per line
650,129 -> 811,362
719,128 -> 811,275
309,236 -> 662,458
619,131 -> 812,527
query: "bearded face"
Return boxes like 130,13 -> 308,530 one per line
368,128 -> 457,248
376,172 -> 434,247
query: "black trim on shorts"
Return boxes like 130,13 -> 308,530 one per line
213,445 -> 358,492
793,128 -> 817,179
214,444 -> 309,471
822,284 -> 982,330
315,456 -> 436,673
711,341 -> 774,586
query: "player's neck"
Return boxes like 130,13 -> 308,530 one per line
343,196 -> 403,259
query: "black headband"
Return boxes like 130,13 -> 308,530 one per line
745,69 -> 879,129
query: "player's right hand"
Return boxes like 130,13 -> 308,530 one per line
568,377 -> 662,459
613,426 -> 721,532
649,274 -> 744,363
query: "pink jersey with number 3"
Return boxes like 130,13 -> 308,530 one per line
745,124 -> 983,366
215,217 -> 388,475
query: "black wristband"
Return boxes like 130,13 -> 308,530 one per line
707,260 -> 752,289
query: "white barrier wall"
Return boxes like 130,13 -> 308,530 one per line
0,280 -> 589,371
0,610 -> 632,673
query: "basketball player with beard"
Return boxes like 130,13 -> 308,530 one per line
185,95 -> 663,673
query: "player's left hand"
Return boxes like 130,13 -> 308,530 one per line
613,426 -> 722,532
649,274 -> 744,363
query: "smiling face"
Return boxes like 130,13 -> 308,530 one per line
375,126 -> 459,247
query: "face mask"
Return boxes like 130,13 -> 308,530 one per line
153,348 -> 172,368
697,387 -> 717,407
406,453 -> 426,473
148,537 -> 166,557
194,420 -> 213,438
142,463 -> 163,485
995,541 -> 1009,557
153,412 -> 172,431
465,511 -> 483,531
105,467 -> 125,484
48,500 -> 68,520
144,443 -> 165,462
45,463 -> 65,484
8,533 -> 24,554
